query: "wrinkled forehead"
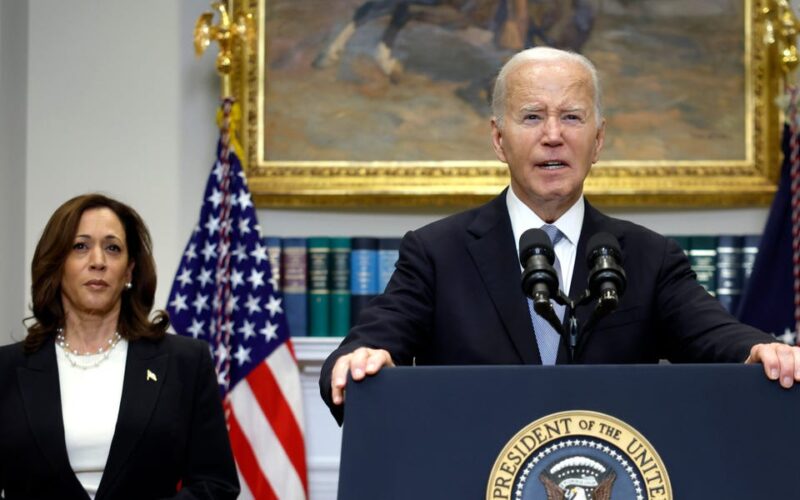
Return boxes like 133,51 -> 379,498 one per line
506,59 -> 595,108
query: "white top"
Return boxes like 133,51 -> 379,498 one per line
506,187 -> 584,295
56,339 -> 128,499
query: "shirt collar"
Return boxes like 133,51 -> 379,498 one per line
506,187 -> 584,249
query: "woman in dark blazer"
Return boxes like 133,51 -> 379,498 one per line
0,194 -> 239,500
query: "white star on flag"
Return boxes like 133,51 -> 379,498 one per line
238,189 -> 253,210
247,268 -> 265,290
260,321 -> 279,342
233,345 -> 252,366
184,243 -> 197,262
187,319 -> 204,339
232,243 -> 247,263
230,268 -> 245,289
201,241 -> 217,262
215,342 -> 229,362
169,293 -> 188,313
207,187 -> 223,209
265,295 -> 283,317
192,293 -> 209,314
197,268 -> 213,288
212,161 -> 224,182
250,242 -> 268,265
244,294 -> 262,315
205,215 -> 221,235
176,268 -> 193,287
239,218 -> 251,235
238,319 -> 256,340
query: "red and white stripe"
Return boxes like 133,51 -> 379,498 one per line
228,342 -> 308,499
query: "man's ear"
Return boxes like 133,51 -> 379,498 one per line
491,118 -> 508,164
592,118 -> 606,164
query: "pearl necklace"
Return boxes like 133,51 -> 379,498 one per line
55,328 -> 122,370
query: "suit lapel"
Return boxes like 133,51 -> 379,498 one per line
467,191 -> 541,364
96,338 -> 168,498
17,339 -> 88,497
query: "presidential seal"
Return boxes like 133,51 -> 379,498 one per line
487,411 -> 671,500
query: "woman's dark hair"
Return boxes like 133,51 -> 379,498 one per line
24,193 -> 169,353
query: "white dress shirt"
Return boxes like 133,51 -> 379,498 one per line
506,187 -> 585,296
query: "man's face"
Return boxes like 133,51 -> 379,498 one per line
491,58 -> 605,218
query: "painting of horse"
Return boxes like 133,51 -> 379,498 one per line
260,0 -> 745,164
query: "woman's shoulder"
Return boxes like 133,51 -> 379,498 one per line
0,340 -> 27,362
0,341 -> 35,379
137,333 -> 212,361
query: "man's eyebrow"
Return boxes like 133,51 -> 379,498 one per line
561,106 -> 587,113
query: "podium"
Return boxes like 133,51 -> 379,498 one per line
338,365 -> 800,499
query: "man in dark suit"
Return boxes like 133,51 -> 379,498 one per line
320,47 -> 800,425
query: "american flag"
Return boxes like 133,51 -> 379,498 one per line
167,98 -> 308,499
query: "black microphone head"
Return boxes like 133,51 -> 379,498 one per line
586,232 -> 622,266
519,228 -> 555,266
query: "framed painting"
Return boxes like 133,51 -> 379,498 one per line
234,0 -> 782,208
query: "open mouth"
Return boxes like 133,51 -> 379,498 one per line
537,160 -> 567,170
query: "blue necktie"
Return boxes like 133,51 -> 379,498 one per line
528,224 -> 565,365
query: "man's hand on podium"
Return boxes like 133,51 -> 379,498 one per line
745,342 -> 800,389
331,347 -> 395,405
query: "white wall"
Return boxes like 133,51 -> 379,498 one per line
24,0 -> 186,325
0,0 -> 28,345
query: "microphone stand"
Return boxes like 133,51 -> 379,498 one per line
532,291 -> 590,363
557,288 -> 620,362
551,291 -> 588,363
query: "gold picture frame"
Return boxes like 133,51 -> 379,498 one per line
234,0 -> 782,208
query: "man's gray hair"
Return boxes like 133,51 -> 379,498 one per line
491,47 -> 603,129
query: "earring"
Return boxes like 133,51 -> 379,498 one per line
125,282 -> 133,289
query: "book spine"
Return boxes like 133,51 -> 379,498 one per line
281,237 -> 308,337
350,237 -> 379,325
330,237 -> 352,337
689,236 -> 717,296
307,237 -> 331,337
377,237 -> 401,293
740,234 -> 761,291
715,235 -> 744,313
263,236 -> 282,292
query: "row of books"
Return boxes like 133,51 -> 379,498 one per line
671,235 -> 761,315
264,237 -> 401,337
265,234 -> 761,337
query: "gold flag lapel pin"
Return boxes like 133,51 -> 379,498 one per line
146,369 -> 158,382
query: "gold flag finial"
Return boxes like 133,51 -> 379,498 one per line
194,1 -> 253,98
763,0 -> 800,78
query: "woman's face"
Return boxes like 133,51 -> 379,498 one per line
60,207 -> 134,320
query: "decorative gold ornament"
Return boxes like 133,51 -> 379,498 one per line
762,0 -> 800,76
194,1 -> 253,98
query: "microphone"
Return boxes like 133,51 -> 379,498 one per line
519,229 -> 563,333
585,232 -> 626,315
